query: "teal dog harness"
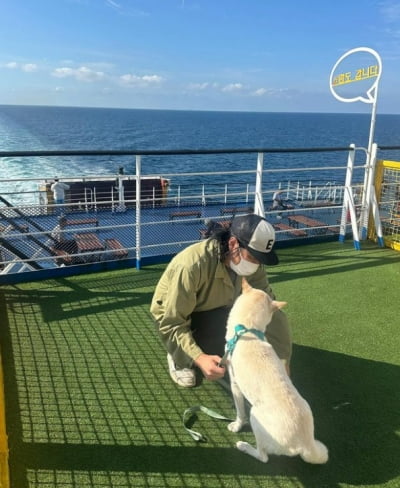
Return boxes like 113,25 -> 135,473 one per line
219,324 -> 266,366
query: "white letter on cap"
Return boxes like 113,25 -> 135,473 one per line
266,239 -> 274,251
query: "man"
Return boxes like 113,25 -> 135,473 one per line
272,190 -> 286,210
51,177 -> 70,206
150,213 -> 292,387
272,190 -> 290,219
51,215 -> 68,243
51,215 -> 79,261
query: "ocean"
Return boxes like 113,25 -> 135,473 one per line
1,105 -> 400,186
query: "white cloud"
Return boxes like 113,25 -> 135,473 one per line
187,82 -> 210,91
106,0 -> 121,9
2,62 -> 37,72
52,66 -> 105,82
120,73 -> 163,86
22,63 -> 38,72
104,0 -> 148,17
249,87 -> 298,98
221,83 -> 244,92
251,88 -> 267,96
0,61 -> 38,73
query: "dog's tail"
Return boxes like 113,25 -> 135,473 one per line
300,440 -> 329,464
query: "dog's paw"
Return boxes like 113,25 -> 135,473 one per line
236,440 -> 249,451
236,441 -> 269,463
228,420 -> 246,432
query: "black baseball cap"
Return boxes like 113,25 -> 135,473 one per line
230,214 -> 279,265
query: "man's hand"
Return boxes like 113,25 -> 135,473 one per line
194,353 -> 225,381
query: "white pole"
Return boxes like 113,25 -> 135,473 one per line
329,47 -> 382,240
254,152 -> 265,216
136,155 -> 141,270
359,84 -> 379,239
339,144 -> 361,249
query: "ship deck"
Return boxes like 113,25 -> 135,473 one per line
0,240 -> 399,488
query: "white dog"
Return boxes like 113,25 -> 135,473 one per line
225,279 -> 328,464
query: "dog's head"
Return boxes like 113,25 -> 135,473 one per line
226,278 -> 286,338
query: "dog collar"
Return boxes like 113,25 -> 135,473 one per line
219,324 -> 265,367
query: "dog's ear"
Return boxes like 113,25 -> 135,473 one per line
241,277 -> 252,293
272,300 -> 287,311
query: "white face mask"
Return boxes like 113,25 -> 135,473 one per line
229,249 -> 260,276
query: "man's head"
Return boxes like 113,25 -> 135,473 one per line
228,214 -> 278,266
58,216 -> 67,227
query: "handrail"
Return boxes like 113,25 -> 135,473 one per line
0,146 -> 354,158
0,142 -> 386,278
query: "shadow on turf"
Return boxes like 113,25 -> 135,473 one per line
0,272 -> 158,323
4,342 -> 400,488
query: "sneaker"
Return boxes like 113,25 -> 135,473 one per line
167,354 -> 196,387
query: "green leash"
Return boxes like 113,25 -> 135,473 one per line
183,405 -> 234,442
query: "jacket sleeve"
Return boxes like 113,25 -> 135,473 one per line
151,263 -> 204,361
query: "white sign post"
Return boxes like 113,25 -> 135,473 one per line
329,47 -> 384,248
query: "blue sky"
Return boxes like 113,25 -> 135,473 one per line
1,0 -> 400,113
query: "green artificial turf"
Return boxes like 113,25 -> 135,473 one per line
0,240 -> 399,488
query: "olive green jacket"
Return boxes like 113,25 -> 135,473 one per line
150,238 -> 276,362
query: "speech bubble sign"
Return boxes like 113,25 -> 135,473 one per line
330,47 -> 382,104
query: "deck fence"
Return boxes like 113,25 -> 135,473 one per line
0,144 -> 398,281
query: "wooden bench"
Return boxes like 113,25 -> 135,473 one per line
287,215 -> 338,234
105,238 -> 128,259
2,224 -> 29,233
169,210 -> 201,220
74,233 -> 104,252
65,217 -> 99,228
273,223 -> 307,237
51,248 -> 72,265
220,206 -> 253,215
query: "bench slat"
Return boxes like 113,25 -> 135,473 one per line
273,223 -> 307,237
65,218 -> 99,227
105,238 -> 128,258
51,247 -> 72,265
170,211 -> 201,220
220,206 -> 253,215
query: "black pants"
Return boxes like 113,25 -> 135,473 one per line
190,307 -> 231,358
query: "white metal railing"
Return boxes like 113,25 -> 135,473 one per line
0,143 -> 387,279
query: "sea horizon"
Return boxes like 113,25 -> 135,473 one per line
0,102 -> 387,116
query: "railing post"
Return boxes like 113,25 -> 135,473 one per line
254,152 -> 265,216
339,144 -> 360,249
359,142 -> 382,242
366,143 -> 384,246
116,172 -> 126,212
93,187 -> 97,212
135,155 -> 142,270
